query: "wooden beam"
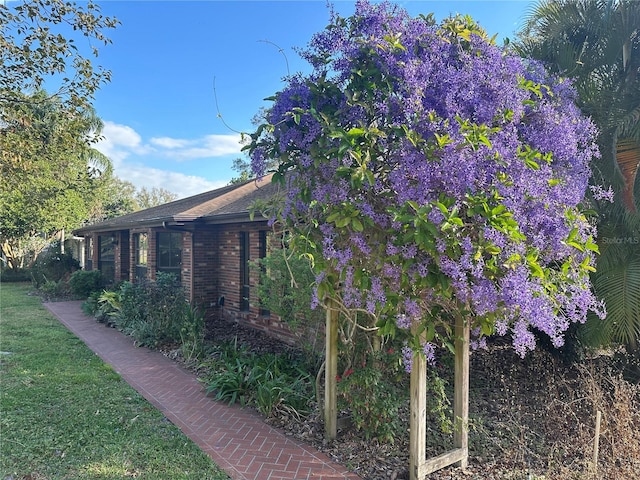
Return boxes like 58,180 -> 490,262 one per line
421,448 -> 467,475
453,314 -> 470,468
324,298 -> 339,441
409,349 -> 427,480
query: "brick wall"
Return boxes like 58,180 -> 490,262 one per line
81,222 -> 298,345
207,222 -> 297,344
117,231 -> 130,282
191,227 -> 219,308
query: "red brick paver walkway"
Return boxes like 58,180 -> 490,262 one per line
44,301 -> 362,480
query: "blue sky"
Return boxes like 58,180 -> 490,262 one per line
87,0 -> 535,198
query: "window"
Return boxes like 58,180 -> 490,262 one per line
157,232 -> 182,280
135,233 -> 148,280
259,230 -> 270,316
98,235 -> 115,284
239,231 -> 250,311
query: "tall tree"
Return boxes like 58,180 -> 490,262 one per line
0,0 -> 118,111
135,187 -> 178,209
516,0 -> 640,349
86,177 -> 138,224
1,0 -> 117,269
1,92 -> 112,268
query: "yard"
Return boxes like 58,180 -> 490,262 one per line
0,283 -> 229,480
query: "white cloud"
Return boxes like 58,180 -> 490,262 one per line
150,133 -> 244,160
96,122 -> 243,164
149,137 -> 190,149
93,121 -> 237,198
114,163 -> 227,199
96,121 -> 150,163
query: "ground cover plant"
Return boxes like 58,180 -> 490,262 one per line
0,283 -> 229,480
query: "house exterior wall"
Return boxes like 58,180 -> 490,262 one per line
191,227 -> 219,308
79,221 -> 297,345
213,222 -> 296,344
116,231 -> 130,283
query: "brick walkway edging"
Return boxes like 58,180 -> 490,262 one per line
44,301 -> 362,480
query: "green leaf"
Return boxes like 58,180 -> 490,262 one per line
347,127 -> 365,137
335,216 -> 351,228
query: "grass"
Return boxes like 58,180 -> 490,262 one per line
0,283 -> 229,480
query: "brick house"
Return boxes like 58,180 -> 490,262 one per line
73,175 -> 296,343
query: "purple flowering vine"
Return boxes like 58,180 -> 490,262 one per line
247,1 -> 604,364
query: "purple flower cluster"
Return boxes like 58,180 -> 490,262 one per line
249,1 -> 604,358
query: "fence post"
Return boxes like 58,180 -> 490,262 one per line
324,298 -> 339,441
453,314 -> 470,468
409,343 -> 427,479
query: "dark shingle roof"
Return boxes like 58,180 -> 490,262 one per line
74,175 -> 277,234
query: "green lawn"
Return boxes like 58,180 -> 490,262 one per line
0,283 -> 229,480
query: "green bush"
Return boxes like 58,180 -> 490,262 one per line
37,279 -> 71,299
96,290 -> 122,325
253,246 -> 325,360
69,270 -> 104,298
180,303 -> 206,362
82,291 -> 101,316
30,246 -> 79,287
117,273 -> 188,347
337,362 -> 406,443
204,343 -> 313,418
0,268 -> 30,283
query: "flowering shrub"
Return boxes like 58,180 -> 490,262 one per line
248,1 -> 605,363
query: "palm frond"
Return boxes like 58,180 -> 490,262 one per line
592,251 -> 640,350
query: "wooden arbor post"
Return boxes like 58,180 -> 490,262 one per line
324,297 -> 339,441
410,314 -> 470,479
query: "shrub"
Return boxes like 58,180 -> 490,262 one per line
205,343 -> 314,418
82,291 -> 101,316
180,303 -> 206,362
69,270 -> 103,298
116,273 -> 188,347
0,268 -> 30,283
337,361 -> 407,443
30,246 -> 79,287
95,290 -> 122,325
253,246 -> 325,360
37,279 -> 71,299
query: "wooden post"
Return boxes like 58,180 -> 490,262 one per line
592,410 -> 602,473
324,298 -> 339,441
453,314 -> 470,468
409,347 -> 427,480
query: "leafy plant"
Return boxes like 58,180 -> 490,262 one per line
29,246 -> 79,287
69,269 -> 104,298
337,363 -> 406,443
96,290 -> 121,325
116,273 -> 188,347
81,291 -> 100,317
204,342 -> 313,418
253,246 -> 325,358
37,278 -> 70,299
180,303 -> 206,362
